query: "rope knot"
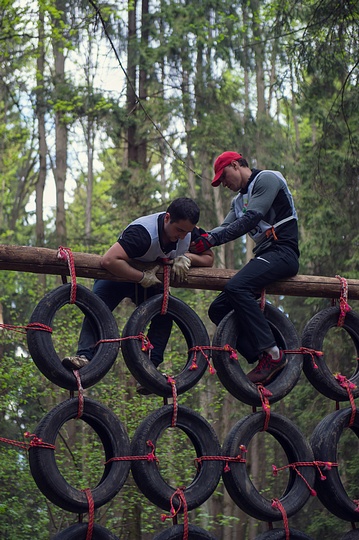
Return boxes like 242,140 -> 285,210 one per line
335,275 -> 352,326
145,440 -> 158,463
25,432 -> 43,446
299,346 -> 323,369
160,486 -> 188,531
188,346 -> 216,374
57,246 -> 77,303
335,373 -> 357,390
223,344 -> 238,360
140,333 -> 154,352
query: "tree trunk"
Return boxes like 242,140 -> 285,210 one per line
250,0 -> 266,118
138,0 -> 148,169
36,3 -> 47,248
127,0 -> 138,164
52,0 -> 68,246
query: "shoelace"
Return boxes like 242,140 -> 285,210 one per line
254,352 -> 273,372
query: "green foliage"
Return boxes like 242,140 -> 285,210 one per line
1,0 -> 359,537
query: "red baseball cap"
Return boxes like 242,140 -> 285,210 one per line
212,151 -> 243,186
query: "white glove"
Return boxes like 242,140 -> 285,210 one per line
139,265 -> 161,288
171,255 -> 191,282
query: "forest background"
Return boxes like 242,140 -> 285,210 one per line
1,0 -> 359,539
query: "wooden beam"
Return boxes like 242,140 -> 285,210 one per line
0,244 -> 358,299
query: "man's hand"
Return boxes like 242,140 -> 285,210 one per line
189,233 -> 215,254
139,265 -> 161,288
171,255 -> 191,282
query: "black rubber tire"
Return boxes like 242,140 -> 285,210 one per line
302,306 -> 359,401
212,304 -> 302,406
153,524 -> 218,540
52,523 -> 119,539
340,531 -> 359,540
27,284 -> 120,390
130,404 -> 222,511
29,398 -> 131,513
121,294 -> 210,396
254,529 -> 314,540
222,411 -> 315,522
310,407 -> 359,522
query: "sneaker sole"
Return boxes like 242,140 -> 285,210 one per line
62,359 -> 89,370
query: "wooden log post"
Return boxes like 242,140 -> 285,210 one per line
0,244 -> 358,299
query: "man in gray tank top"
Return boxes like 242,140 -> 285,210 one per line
190,151 -> 299,385
63,197 -> 213,394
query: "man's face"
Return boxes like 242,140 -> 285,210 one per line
163,214 -> 195,242
219,161 -> 244,191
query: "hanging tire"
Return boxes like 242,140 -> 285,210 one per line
27,283 -> 120,390
153,524 -> 218,540
222,411 -> 315,522
254,529 -> 314,540
29,397 -> 131,513
310,407 -> 359,522
212,304 -> 302,406
52,523 -> 119,539
302,306 -> 359,401
130,404 -> 222,511
121,294 -> 210,396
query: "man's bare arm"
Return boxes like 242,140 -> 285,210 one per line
101,242 -> 144,282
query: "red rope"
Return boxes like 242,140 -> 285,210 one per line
161,487 -> 189,540
273,460 -> 338,490
57,246 -> 77,303
195,445 -> 247,473
284,347 -> 323,369
271,499 -> 290,539
94,332 -> 153,352
187,345 -> 216,374
161,258 -> 171,315
335,275 -> 352,326
167,376 -> 178,426
335,374 -> 357,426
104,440 -> 159,465
82,488 -> 94,540
73,370 -> 84,418
256,385 -> 272,431
0,322 -> 52,335
188,344 -> 238,374
0,432 -> 55,452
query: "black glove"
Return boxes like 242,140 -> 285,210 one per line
189,233 -> 215,254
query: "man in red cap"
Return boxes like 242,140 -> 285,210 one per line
190,151 -> 299,384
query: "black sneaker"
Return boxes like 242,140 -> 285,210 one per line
62,355 -> 90,370
247,350 -> 287,385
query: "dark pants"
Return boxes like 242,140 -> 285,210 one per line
208,245 -> 299,364
77,279 -> 172,366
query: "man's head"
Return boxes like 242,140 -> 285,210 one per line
212,151 -> 249,189
164,197 -> 200,242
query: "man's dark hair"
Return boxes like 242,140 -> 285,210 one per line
237,157 -> 249,168
167,197 -> 200,224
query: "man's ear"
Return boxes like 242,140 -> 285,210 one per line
164,212 -> 171,224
